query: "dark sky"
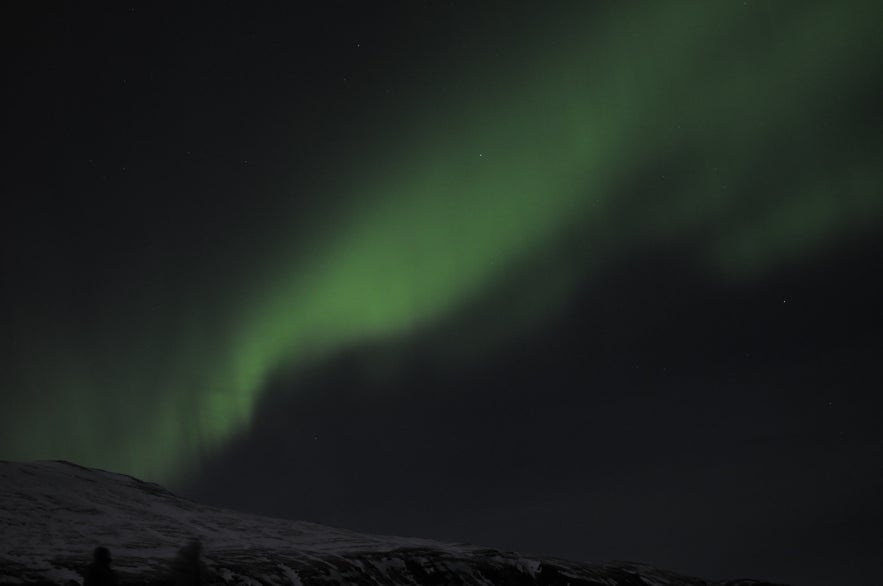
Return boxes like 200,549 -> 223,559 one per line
3,3 -> 883,586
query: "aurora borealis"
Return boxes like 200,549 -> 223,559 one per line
3,3 -> 883,584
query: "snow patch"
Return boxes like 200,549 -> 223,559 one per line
515,557 -> 542,576
276,563 -> 303,586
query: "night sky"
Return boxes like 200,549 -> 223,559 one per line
3,3 -> 883,585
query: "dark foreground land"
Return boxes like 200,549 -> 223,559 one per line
0,461 -> 788,586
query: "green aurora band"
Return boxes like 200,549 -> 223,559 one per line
4,2 -> 883,482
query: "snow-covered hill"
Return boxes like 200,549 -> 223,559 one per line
0,461 -> 786,585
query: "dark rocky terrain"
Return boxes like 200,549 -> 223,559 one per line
0,461 -> 788,586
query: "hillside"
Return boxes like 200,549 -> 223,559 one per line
0,461 -> 787,585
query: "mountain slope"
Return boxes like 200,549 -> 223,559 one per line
0,461 -> 786,585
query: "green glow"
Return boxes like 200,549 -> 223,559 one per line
4,2 -> 882,482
